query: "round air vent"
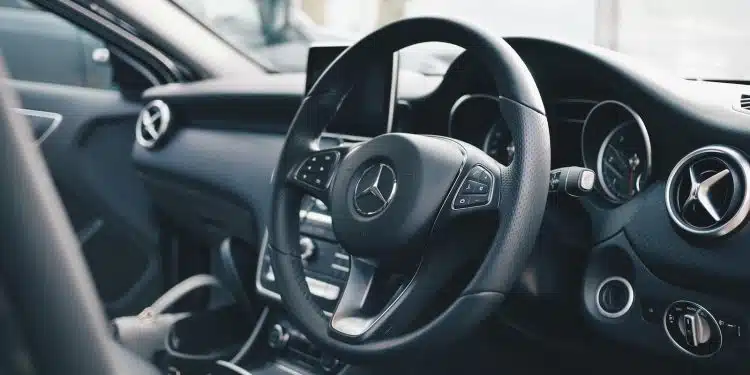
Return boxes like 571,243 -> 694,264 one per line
135,100 -> 171,149
665,145 -> 750,237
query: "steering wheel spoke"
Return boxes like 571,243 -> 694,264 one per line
286,145 -> 350,204
329,246 -> 467,342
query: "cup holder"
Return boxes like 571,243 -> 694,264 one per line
595,276 -> 634,318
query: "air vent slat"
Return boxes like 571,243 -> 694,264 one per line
136,100 -> 171,149
665,145 -> 750,237
737,94 -> 750,112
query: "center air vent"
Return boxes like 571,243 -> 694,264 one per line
135,99 -> 171,149
741,95 -> 750,110
665,145 -> 750,237
734,94 -> 750,114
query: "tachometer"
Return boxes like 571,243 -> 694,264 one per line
596,122 -> 649,202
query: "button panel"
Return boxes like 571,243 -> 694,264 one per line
460,179 -> 490,195
295,151 -> 340,189
453,165 -> 495,210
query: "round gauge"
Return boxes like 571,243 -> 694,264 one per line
448,94 -> 516,165
483,126 -> 515,165
581,100 -> 652,204
596,122 -> 649,202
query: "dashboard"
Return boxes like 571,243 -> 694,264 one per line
131,37 -> 750,371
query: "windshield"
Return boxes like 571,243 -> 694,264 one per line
171,0 -> 750,80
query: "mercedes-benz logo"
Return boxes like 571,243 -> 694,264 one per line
136,100 -> 171,148
353,164 -> 397,216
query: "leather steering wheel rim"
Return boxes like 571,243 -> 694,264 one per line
269,17 -> 550,362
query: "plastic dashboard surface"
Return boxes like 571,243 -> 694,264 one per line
133,37 -> 750,368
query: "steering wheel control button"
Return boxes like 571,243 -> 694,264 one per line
468,165 -> 493,185
460,180 -> 489,194
664,301 -> 722,357
295,151 -> 340,190
595,277 -> 634,318
453,165 -> 495,210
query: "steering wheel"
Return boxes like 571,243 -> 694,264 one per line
269,17 -> 550,362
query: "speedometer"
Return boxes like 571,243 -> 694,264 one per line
581,100 -> 652,204
596,122 -> 649,202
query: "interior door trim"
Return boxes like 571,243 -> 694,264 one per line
14,108 -> 63,144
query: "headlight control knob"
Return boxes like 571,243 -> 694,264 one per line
664,300 -> 722,357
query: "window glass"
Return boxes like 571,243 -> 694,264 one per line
0,3 -> 114,89
172,0 -> 750,80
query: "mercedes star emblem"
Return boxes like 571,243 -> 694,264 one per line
353,164 -> 397,216
136,100 -> 171,148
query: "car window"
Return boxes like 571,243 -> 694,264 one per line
0,2 -> 114,89
170,0 -> 750,80
173,0 -> 266,48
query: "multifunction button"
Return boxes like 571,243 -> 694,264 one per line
295,151 -> 340,189
460,179 -> 490,195
453,165 -> 494,209
468,165 -> 493,185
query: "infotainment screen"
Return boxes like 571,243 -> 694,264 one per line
305,43 -> 399,138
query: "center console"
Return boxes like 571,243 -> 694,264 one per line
257,196 -> 349,314
255,196 -> 348,374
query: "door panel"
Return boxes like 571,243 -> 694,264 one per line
11,79 -> 163,317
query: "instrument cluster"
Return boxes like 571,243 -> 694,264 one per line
448,94 -> 515,166
581,100 -> 652,204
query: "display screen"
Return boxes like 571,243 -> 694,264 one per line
305,44 -> 398,138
